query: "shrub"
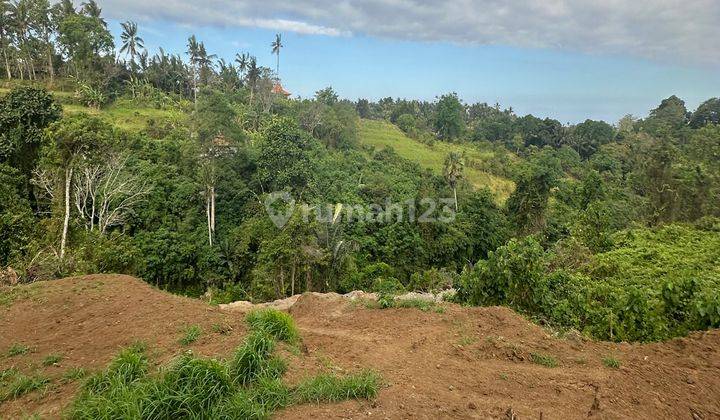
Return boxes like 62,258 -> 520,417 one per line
245,309 -> 299,343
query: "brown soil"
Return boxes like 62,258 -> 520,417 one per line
2,275 -> 719,419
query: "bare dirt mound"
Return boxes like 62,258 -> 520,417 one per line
2,275 -> 720,419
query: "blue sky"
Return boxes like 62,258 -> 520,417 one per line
102,0 -> 720,124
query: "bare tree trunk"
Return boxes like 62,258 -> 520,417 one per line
453,186 -> 458,211
290,260 -> 296,296
210,185 -> 215,237
305,268 -> 311,292
60,166 -> 73,259
46,48 -> 54,85
206,192 -> 212,246
279,266 -> 285,297
3,50 -> 10,79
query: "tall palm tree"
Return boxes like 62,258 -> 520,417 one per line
443,152 -> 465,211
119,21 -> 144,69
235,52 -> 249,78
270,33 -> 283,77
81,0 -> 102,21
186,35 -> 200,104
246,56 -> 260,103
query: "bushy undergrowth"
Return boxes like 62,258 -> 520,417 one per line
67,311 -> 380,419
455,223 -> 720,342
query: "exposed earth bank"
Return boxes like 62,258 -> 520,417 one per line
1,275 -> 719,419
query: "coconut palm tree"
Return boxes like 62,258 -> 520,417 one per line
186,35 -> 200,104
81,0 -> 102,22
271,33 -> 283,76
443,151 -> 465,211
119,21 -> 144,70
246,56 -> 260,103
235,52 -> 249,78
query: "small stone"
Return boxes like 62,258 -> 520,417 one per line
468,402 -> 477,410
448,385 -> 455,391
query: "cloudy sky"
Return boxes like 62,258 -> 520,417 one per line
98,0 -> 719,122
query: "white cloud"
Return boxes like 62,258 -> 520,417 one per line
97,0 -> 720,66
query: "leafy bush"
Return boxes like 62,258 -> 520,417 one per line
455,224 -> 720,342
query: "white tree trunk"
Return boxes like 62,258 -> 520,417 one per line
453,186 -> 458,212
206,192 -> 213,246
210,185 -> 216,235
60,166 -> 73,259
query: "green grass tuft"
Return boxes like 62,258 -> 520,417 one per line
43,353 -> 64,366
246,308 -> 300,343
229,331 -> 286,386
7,343 -> 30,357
141,353 -> 233,418
83,342 -> 148,395
3,374 -> 50,401
294,370 -> 381,403
62,367 -> 87,383
530,352 -> 558,368
602,356 -> 621,369
179,325 -> 202,346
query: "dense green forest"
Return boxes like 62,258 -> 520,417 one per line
1,0 -> 719,342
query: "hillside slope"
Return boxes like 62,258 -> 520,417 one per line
358,119 -> 515,202
2,275 -> 720,418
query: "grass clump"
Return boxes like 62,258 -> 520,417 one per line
7,343 -> 30,357
179,325 -> 202,346
530,352 -> 558,368
82,342 -> 148,395
295,370 -> 381,403
229,331 -> 286,386
141,353 -> 232,418
602,356 -> 621,369
43,353 -> 64,366
3,374 -> 50,401
62,367 -> 87,383
246,308 -> 300,343
68,312 -> 379,419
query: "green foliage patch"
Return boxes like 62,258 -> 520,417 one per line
455,223 -> 720,342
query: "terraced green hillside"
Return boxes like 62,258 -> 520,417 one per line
358,119 -> 515,202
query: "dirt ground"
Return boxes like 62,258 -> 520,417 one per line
1,275 -> 719,419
